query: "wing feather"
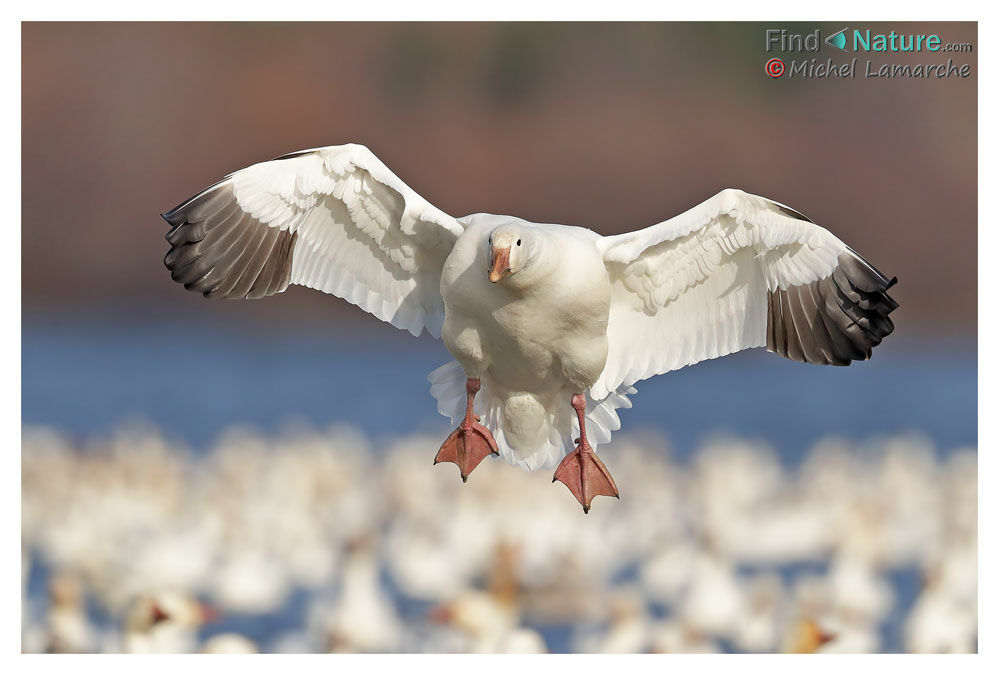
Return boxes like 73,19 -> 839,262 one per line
162,144 -> 464,338
591,189 -> 897,399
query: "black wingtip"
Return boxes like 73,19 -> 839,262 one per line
774,202 -> 814,223
766,251 -> 898,367
161,204 -> 187,226
270,148 -> 320,162
162,178 -> 231,227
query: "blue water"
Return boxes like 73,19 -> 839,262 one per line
21,315 -> 977,463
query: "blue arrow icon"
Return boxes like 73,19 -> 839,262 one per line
825,28 -> 848,50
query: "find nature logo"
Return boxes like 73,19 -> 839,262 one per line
763,27 -> 970,79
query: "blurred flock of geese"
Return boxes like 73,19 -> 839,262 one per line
21,423 -> 977,653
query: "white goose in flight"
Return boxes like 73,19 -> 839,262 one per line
162,144 -> 897,512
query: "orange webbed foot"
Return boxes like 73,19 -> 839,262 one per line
553,440 -> 619,513
434,420 -> 499,482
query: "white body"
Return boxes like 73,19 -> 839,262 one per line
440,216 -> 610,464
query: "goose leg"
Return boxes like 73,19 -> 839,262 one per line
434,378 -> 499,482
552,393 -> 620,513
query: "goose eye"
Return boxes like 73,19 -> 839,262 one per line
516,239 -> 522,246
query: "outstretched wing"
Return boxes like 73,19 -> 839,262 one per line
162,144 -> 465,338
590,188 -> 898,399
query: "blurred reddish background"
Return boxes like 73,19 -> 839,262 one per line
22,22 -> 977,332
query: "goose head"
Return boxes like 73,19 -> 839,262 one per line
487,225 -> 536,284
126,591 -> 218,635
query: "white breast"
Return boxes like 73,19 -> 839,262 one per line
435,215 -> 623,470
441,216 -> 610,393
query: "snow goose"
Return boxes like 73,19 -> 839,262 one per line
648,620 -> 720,654
677,551 -> 746,639
199,633 -> 259,653
163,143 -> 898,512
904,572 -> 977,653
428,589 -> 546,653
580,588 -> 651,654
43,573 -> 97,653
781,617 -> 835,654
733,573 -> 786,653
324,540 -> 404,653
122,591 -> 218,653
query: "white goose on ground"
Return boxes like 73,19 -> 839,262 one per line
121,591 -> 217,654
428,589 -> 547,653
163,143 -> 898,512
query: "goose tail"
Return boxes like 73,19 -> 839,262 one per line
427,360 -> 637,472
